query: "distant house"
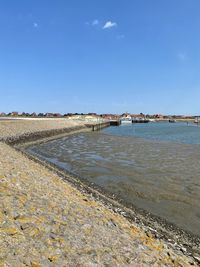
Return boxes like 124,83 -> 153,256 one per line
0,112 -> 6,116
181,115 -> 194,119
152,114 -> 164,119
101,114 -> 121,120
53,113 -> 62,117
11,112 -> 18,116
131,114 -> 140,118
121,112 -> 131,117
45,113 -> 53,117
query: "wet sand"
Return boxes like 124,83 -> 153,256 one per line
0,119 -> 199,266
27,131 -> 200,236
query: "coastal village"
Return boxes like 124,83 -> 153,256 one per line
0,111 -> 197,121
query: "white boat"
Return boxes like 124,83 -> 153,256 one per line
120,116 -> 132,124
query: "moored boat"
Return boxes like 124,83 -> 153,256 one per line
120,117 -> 132,123
132,117 -> 149,123
120,113 -> 132,124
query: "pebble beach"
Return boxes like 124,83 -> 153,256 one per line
0,119 -> 199,266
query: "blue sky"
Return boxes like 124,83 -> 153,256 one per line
0,0 -> 200,115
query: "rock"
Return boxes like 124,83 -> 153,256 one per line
181,247 -> 187,253
193,256 -> 200,264
31,261 -> 42,267
48,255 -> 58,263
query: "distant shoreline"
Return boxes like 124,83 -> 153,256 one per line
0,116 -> 197,123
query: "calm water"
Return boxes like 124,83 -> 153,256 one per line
104,121 -> 200,145
28,122 -> 200,236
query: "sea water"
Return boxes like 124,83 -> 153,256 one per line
27,122 -> 200,236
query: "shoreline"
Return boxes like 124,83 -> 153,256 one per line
0,119 -> 199,266
12,126 -> 200,261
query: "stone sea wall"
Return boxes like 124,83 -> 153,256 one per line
0,119 -> 198,266
0,119 -> 86,141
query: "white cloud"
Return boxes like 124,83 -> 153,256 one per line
33,22 -> 38,28
92,19 -> 99,26
103,21 -> 117,29
177,52 -> 186,61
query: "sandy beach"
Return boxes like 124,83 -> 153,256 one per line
0,119 -> 199,266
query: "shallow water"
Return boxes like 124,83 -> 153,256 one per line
104,121 -> 200,145
27,122 -> 200,236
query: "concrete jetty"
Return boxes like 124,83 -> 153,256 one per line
110,120 -> 121,126
86,121 -> 110,131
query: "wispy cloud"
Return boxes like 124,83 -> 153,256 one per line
103,21 -> 117,29
177,52 -> 186,62
92,19 -> 99,26
86,19 -> 118,31
33,22 -> 38,28
85,19 -> 99,26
